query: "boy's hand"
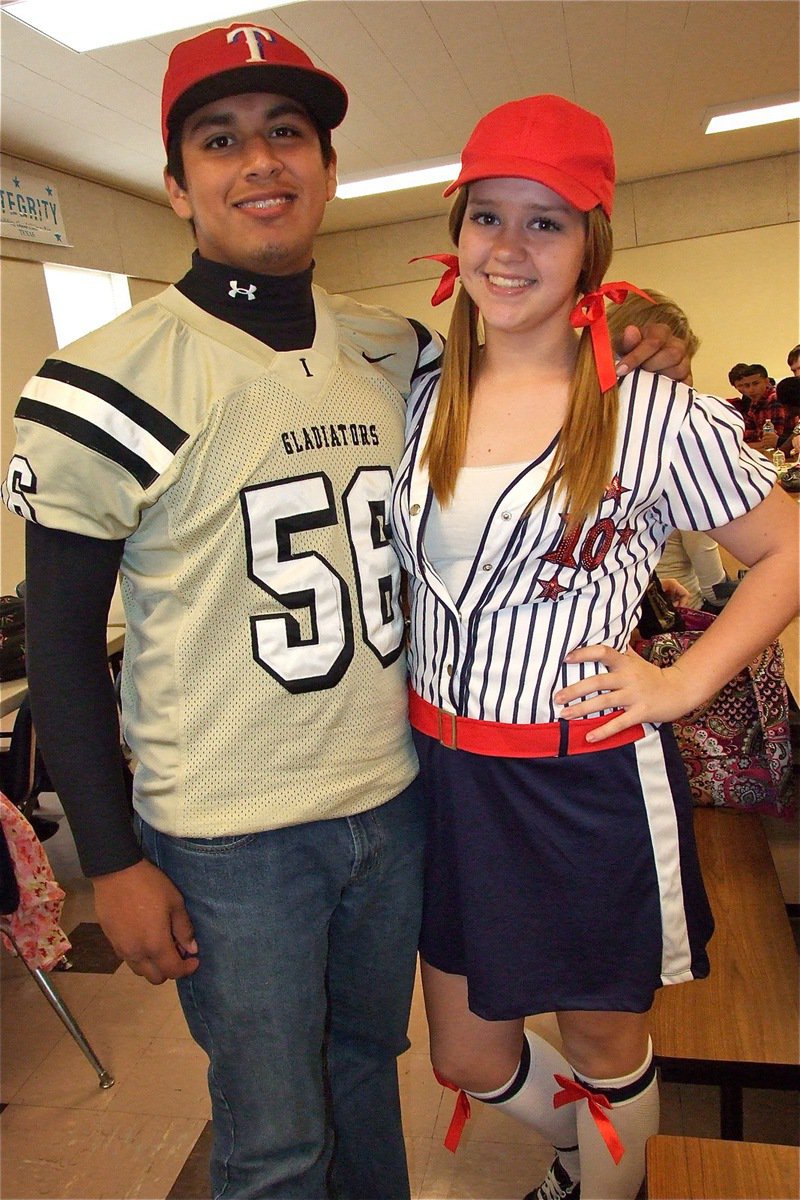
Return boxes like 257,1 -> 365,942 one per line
616,322 -> 691,383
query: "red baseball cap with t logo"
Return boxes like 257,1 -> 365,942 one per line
161,23 -> 348,150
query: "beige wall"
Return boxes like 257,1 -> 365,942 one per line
611,223 -> 799,397
2,150 -> 798,592
0,154 -> 194,278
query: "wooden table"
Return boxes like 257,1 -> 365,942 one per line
650,809 -> 800,1139
778,614 -> 799,708
646,1134 -> 799,1199
0,673 -> 30,719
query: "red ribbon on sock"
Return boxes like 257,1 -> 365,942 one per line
434,1069 -> 471,1152
553,1073 -> 625,1165
569,282 -> 654,393
409,253 -> 461,306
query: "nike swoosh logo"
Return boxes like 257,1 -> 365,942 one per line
361,351 -> 395,364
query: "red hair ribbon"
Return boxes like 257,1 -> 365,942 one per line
553,1073 -> 625,1164
434,1069 -> 471,1152
569,282 -> 655,393
409,253 -> 461,306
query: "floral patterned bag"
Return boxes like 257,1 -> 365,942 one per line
635,608 -> 794,817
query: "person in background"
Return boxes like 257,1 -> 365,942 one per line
738,363 -> 788,451
1,24 -> 692,1200
786,344 -> 800,378
606,290 -> 738,612
725,362 -> 752,418
656,531 -> 737,610
776,376 -> 800,459
391,94 -> 799,1200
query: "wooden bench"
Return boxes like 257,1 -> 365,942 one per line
650,807 -> 800,1140
646,1134 -> 799,1199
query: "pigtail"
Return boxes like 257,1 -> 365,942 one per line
421,287 -> 480,503
525,206 -> 620,526
423,190 -> 482,505
525,325 -> 619,526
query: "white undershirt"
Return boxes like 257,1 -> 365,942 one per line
425,461 -> 527,597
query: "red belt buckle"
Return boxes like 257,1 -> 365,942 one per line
437,708 -> 458,749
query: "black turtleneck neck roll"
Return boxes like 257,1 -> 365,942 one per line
174,251 -> 316,351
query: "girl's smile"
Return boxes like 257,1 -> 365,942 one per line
485,273 -> 536,290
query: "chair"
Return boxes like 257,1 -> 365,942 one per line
0,797 -> 114,1089
0,695 -> 58,837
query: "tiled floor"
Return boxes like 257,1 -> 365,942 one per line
2,795 -> 798,1200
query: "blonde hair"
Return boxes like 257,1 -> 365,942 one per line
422,192 -> 618,527
606,287 -> 700,360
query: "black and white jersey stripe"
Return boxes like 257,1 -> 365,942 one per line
18,358 -> 189,488
391,368 -> 775,725
407,318 -> 444,386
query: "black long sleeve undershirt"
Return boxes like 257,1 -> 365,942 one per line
25,523 -> 136,876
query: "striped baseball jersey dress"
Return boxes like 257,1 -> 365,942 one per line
390,367 -> 775,1019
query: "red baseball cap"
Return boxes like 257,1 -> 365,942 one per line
444,95 -> 615,217
161,23 -> 348,150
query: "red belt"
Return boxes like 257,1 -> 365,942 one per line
408,688 -> 644,757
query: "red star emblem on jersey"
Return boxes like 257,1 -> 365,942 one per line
616,523 -> 635,546
603,475 -> 630,504
537,574 -> 567,601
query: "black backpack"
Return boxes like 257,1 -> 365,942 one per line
0,596 -> 26,682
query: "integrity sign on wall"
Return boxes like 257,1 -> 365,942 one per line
0,170 -> 72,246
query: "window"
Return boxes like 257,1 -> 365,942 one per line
43,262 -> 131,349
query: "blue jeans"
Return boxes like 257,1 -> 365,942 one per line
139,781 -> 426,1200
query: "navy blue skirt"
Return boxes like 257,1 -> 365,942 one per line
414,722 -> 713,1021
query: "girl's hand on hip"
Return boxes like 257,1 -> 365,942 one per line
554,643 -> 697,742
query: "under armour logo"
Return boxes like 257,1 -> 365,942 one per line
227,26 -> 275,62
229,281 -> 257,301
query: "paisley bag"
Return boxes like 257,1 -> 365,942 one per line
635,608 -> 794,817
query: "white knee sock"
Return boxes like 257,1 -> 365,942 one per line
468,1030 -> 581,1183
571,1039 -> 659,1200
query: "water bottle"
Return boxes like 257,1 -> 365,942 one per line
762,418 -> 775,456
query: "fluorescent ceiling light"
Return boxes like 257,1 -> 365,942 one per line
704,95 -> 800,134
3,1 -> 299,52
337,160 -> 460,200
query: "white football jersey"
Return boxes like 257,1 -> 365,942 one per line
4,285 -> 442,836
